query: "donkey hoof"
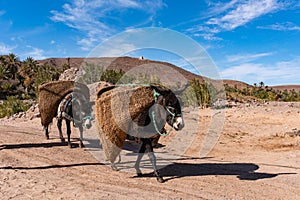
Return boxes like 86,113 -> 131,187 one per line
60,138 -> 65,143
135,167 -> 142,176
111,164 -> 118,171
79,142 -> 84,148
156,176 -> 164,183
45,135 -> 49,140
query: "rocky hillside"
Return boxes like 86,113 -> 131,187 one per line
271,85 -> 300,92
39,56 -> 300,92
38,56 -> 206,82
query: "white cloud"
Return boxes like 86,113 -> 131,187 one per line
187,25 -> 222,40
258,22 -> 300,31
21,46 -> 46,60
50,0 -> 165,51
0,43 -> 46,60
206,0 -> 239,17
50,1 -> 111,51
0,43 -> 15,54
89,41 -> 137,57
140,0 -> 166,14
226,52 -> 274,63
187,0 -> 285,41
207,0 -> 279,30
187,25 -> 220,34
193,33 -> 223,41
220,58 -> 300,85
77,37 -> 98,51
221,63 -> 265,81
115,0 -> 140,8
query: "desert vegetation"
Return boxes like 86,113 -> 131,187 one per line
0,54 -> 70,117
225,82 -> 300,102
1,54 -> 300,118
0,54 -> 69,99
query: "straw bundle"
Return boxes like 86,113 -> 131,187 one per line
95,85 -> 156,163
38,80 -> 90,127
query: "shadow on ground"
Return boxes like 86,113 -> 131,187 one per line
0,142 -> 67,150
0,162 -> 104,170
133,162 -> 295,182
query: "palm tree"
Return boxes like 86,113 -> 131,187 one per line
20,57 -> 38,77
0,65 -> 9,80
0,55 -> 7,66
66,57 -> 70,67
6,53 -> 20,79
259,81 -> 264,88
19,57 -> 38,95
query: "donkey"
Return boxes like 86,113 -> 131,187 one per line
95,84 -> 184,183
45,92 -> 93,148
130,85 -> 184,183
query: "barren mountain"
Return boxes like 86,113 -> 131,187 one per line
271,85 -> 300,92
38,56 -> 299,91
38,56 -> 204,82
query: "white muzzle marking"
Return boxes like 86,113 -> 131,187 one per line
173,117 -> 184,130
84,118 -> 92,129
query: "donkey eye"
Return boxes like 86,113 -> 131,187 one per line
167,106 -> 175,111
167,104 -> 171,107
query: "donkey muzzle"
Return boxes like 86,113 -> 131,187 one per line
173,117 -> 184,130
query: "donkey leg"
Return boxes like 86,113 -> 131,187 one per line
135,140 -> 147,176
78,125 -> 84,148
66,120 -> 72,148
57,118 -> 65,143
145,139 -> 164,183
45,126 -> 49,139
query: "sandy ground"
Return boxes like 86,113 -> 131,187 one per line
0,102 -> 300,200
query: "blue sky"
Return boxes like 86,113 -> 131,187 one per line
0,0 -> 300,86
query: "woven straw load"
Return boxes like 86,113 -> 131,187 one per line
95,85 -> 156,163
38,80 -> 90,127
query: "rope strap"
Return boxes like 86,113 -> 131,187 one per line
153,89 -> 161,102
61,112 -> 73,121
82,115 -> 94,121
151,88 -> 174,137
151,110 -> 173,137
60,112 -> 93,124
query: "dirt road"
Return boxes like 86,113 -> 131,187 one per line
0,102 -> 299,199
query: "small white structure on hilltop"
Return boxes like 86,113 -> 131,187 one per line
139,56 -> 144,60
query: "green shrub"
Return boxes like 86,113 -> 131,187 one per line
77,62 -> 104,85
0,96 -> 32,118
181,85 -> 198,107
1,82 -> 12,91
225,82 -> 300,102
180,79 -> 222,107
100,69 -> 125,84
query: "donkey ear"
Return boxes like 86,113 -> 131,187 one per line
174,83 -> 189,95
150,84 -> 159,91
162,98 -> 166,106
155,95 -> 165,105
150,84 -> 169,94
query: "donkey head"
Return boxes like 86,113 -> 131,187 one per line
72,93 -> 93,129
151,85 -> 184,131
